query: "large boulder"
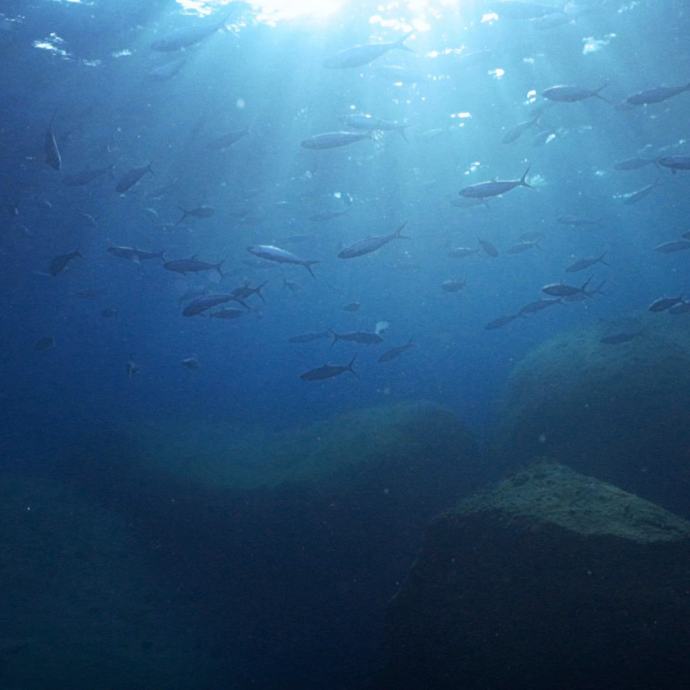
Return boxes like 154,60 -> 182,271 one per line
374,461 -> 690,690
493,314 -> 690,515
3,401 -> 481,690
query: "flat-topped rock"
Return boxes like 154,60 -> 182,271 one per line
374,461 -> 690,690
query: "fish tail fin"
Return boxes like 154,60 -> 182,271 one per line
521,166 -> 533,188
595,82 -> 613,104
599,252 -> 610,266
347,355 -> 358,376
305,260 -> 319,278
395,31 -> 414,52
329,330 -> 338,348
394,222 -> 410,239
175,207 -> 188,226
257,281 -> 268,302
397,125 -> 409,143
147,162 -> 154,176
216,260 -> 224,278
581,275 -> 594,295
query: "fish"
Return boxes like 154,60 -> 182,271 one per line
210,307 -> 245,320
501,116 -> 539,144
164,256 -> 224,277
648,296 -> 684,312
283,278 -> 302,293
62,164 -> 114,186
101,308 -> 118,318
518,298 -> 561,316
343,302 -> 361,312
654,240 -> 690,254
338,222 -> 409,259
669,301 -> 690,315
542,277 -> 592,298
442,279 -> 466,293
557,215 -> 599,227
657,156 -> 690,173
247,245 -> 319,277
626,83 -> 690,105
378,339 -> 414,362
206,127 -> 249,150
341,114 -> 408,140
682,231 -> 690,241
448,246 -> 480,258
613,157 -> 655,171
182,294 -> 234,317
309,209 -> 349,222
231,281 -> 267,303
330,330 -> 384,346
600,331 -> 642,345
107,246 -> 165,263
44,111 -> 61,171
478,238 -> 499,257
288,331 -> 331,344
49,250 -> 82,276
519,231 -> 544,242
621,179 -> 660,205
34,336 -> 55,352
565,253 -> 608,272
323,32 -> 413,69
126,357 -> 139,379
176,205 -> 215,225
507,240 -> 540,254
542,84 -> 609,103
181,356 -> 200,369
300,356 -> 357,381
116,163 -> 153,194
148,57 -> 186,80
301,131 -> 371,150
150,7 -> 244,51
485,314 -> 519,330
459,167 -> 532,199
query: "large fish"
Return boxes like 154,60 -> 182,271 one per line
338,222 -> 408,259
657,156 -> 690,173
542,277 -> 592,298
654,240 -> 690,254
485,314 -> 519,330
49,250 -> 82,276
164,256 -> 224,277
542,84 -> 609,103
626,83 -> 690,106
621,179 -> 660,204
247,245 -> 319,277
341,114 -> 408,140
176,205 -> 215,225
116,163 -> 153,194
108,246 -> 165,263
459,167 -> 532,199
323,32 -> 413,69
378,339 -> 414,362
300,356 -> 357,381
518,298 -> 561,316
182,294 -> 233,317
565,253 -> 608,272
613,157 -> 655,171
301,131 -> 371,150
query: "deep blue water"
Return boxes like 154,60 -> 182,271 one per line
1,0 -> 690,687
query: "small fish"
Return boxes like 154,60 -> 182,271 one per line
301,131 -> 371,150
164,256 -> 224,277
301,357 -> 357,381
338,222 -> 409,259
502,116 -> 540,144
116,163 -> 153,194
182,294 -> 233,317
649,296 -> 684,312
247,245 -> 319,277
557,215 -> 599,227
108,246 -> 165,263
542,83 -> 609,103
518,298 -> 561,316
323,32 -> 413,69
565,252 -> 608,272
507,240 -> 540,254
181,356 -> 200,369
621,179 -> 660,205
62,164 -> 114,187
283,278 -> 302,293
519,231 -> 544,242
341,113 -> 408,140
478,238 -> 499,257
657,156 -> 690,173
485,314 -> 519,330
44,111 -> 61,171
101,307 -> 118,318
330,330 -> 384,346
210,307 -> 245,320
655,240 -> 690,254
309,209 -> 349,222
148,57 -> 186,80
600,331 -> 642,345
49,250 -> 82,276
442,279 -> 466,293
126,357 -> 139,378
176,205 -> 215,225
459,167 -> 532,199
669,301 -> 690,315
613,157 -> 655,171
78,211 -> 98,228
448,246 -> 480,259
626,83 -> 690,106
343,302 -> 361,312
378,338 -> 414,362
231,281 -> 267,303
206,127 -> 250,150
34,336 -> 55,352
288,331 -> 331,344
542,277 -> 592,298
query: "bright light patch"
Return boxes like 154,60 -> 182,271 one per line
177,0 -> 343,22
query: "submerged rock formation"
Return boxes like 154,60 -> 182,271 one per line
3,401 -> 482,690
374,461 -> 690,690
493,315 -> 690,515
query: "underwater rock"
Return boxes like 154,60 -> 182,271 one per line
374,461 -> 690,690
59,401 -> 482,690
493,315 -> 690,515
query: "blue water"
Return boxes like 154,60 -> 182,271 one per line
2,0 -> 690,687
